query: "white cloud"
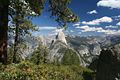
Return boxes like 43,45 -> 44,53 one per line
114,15 -> 120,18
70,30 -> 74,32
50,28 -> 64,35
78,32 -> 81,34
87,10 -> 98,14
54,28 -> 64,32
76,26 -> 103,32
76,25 -> 120,35
118,15 -> 120,17
105,25 -> 118,28
114,15 -> 120,21
82,16 -> 113,25
73,22 -> 80,26
38,26 -> 57,30
97,0 -> 120,9
116,22 -> 120,26
98,30 -> 120,35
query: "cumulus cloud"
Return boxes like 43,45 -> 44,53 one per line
54,28 -> 64,32
73,22 -> 80,26
38,26 -> 57,30
116,22 -> 120,26
76,26 -> 103,32
113,15 -> 120,21
87,10 -> 98,14
82,16 -> 113,25
73,16 -> 113,27
97,0 -> 120,9
98,30 -> 120,35
70,30 -> 74,32
76,25 -> 120,35
114,15 -> 120,18
50,28 -> 64,35
105,25 -> 118,28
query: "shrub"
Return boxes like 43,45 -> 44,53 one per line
29,45 -> 49,64
61,49 -> 80,65
0,61 -> 94,80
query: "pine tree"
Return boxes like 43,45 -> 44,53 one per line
0,0 -> 79,64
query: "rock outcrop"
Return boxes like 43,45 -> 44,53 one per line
77,44 -> 101,67
48,40 -> 68,63
66,36 -> 102,66
47,30 -> 68,63
55,30 -> 67,45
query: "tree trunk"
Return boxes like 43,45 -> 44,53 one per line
13,19 -> 19,63
0,1 -> 8,64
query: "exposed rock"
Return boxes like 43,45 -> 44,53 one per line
39,35 -> 54,47
66,36 -> 102,66
47,30 -> 68,63
18,36 -> 43,59
48,40 -> 68,63
47,31 -> 82,64
76,44 -> 101,67
55,30 -> 67,45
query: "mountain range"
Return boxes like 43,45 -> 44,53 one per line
16,30 -> 120,80
22,31 -> 120,66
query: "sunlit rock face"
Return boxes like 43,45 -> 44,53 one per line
39,35 -> 54,47
19,36 -> 43,59
56,30 -> 67,45
48,40 -> 68,63
38,30 -> 67,46
47,30 -> 68,63
76,44 -> 101,66
66,36 -> 102,66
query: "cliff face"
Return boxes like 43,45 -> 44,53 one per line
47,30 -> 68,63
76,44 -> 101,66
89,44 -> 120,80
66,36 -> 102,66
47,30 -> 81,64
56,31 -> 67,45
48,40 -> 68,63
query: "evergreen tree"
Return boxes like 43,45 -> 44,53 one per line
0,0 -> 79,64
0,0 -> 9,64
62,49 -> 80,65
30,45 -> 49,64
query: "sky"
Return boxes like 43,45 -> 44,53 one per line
32,0 -> 120,36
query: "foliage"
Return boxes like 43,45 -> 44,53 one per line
49,0 -> 79,27
9,0 -> 38,63
0,0 -> 80,64
29,45 -> 49,64
61,49 -> 80,65
25,0 -> 45,15
7,46 -> 23,64
0,61 -> 94,80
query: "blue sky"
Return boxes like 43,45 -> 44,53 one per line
32,0 -> 120,36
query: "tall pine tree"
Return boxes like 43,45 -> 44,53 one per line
0,0 -> 79,64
